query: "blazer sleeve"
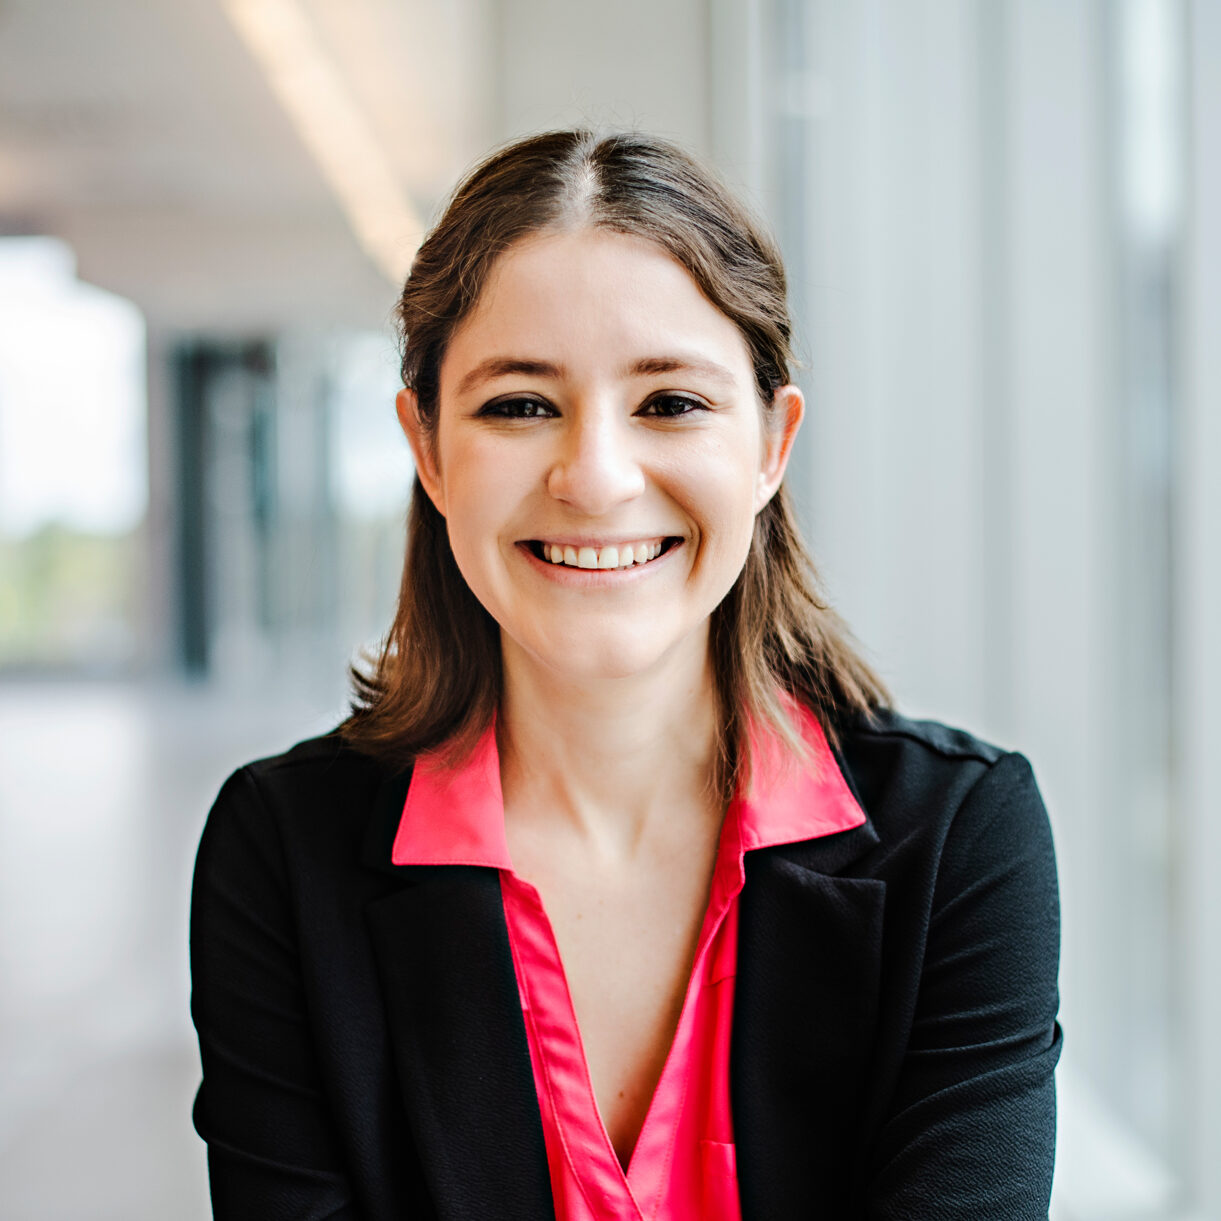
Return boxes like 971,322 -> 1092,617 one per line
190,766 -> 367,1221
864,751 -> 1063,1219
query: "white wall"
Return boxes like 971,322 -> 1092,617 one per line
1180,3 -> 1221,1211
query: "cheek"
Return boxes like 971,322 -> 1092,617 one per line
445,488 -> 503,569
435,433 -> 511,545
437,464 -> 539,623
434,467 -> 493,574
667,449 -> 762,566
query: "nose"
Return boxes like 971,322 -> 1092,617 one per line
545,404 -> 646,514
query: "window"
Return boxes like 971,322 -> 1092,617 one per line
0,237 -> 147,673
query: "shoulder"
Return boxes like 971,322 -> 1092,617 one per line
832,706 -> 1055,882
197,730 -> 402,877
238,730 -> 392,809
840,704 -> 1007,767
835,705 -> 1004,812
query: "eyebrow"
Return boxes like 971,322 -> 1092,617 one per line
454,352 -> 738,396
626,355 -> 737,386
455,357 -> 566,396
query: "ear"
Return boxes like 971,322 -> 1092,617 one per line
754,384 -> 805,513
396,388 -> 446,517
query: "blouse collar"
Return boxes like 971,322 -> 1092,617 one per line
391,699 -> 866,869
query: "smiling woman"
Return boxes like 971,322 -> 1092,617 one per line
402,226 -> 802,720
190,131 -> 1062,1220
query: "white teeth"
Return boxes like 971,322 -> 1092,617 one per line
538,540 -> 668,569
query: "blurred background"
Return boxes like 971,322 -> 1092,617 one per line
0,0 -> 1217,1217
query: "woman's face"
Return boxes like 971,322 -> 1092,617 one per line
398,227 -> 803,686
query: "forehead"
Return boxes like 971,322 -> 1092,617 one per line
440,228 -> 754,386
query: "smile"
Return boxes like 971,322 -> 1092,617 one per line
525,538 -> 679,570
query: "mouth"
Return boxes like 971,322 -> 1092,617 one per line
523,537 -> 682,571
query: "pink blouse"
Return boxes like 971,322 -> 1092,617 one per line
391,704 -> 866,1219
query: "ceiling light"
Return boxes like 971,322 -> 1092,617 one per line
222,0 -> 423,284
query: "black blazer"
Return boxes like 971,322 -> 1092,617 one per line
189,707 -> 1062,1220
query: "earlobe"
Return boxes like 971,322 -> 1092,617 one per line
396,388 -> 446,517
754,384 -> 805,512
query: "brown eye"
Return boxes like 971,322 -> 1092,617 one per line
641,394 -> 705,418
478,396 -> 555,419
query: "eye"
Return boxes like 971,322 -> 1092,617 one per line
640,394 -> 707,419
476,396 -> 555,419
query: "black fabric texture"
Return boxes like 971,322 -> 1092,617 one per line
189,707 -> 1062,1219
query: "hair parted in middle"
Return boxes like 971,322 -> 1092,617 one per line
341,128 -> 889,802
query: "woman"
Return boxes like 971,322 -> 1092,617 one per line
190,130 -> 1062,1220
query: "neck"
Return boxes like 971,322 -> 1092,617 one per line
497,633 -> 721,859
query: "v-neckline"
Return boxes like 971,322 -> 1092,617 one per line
498,801 -> 746,1217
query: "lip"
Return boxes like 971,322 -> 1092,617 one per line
516,537 -> 683,581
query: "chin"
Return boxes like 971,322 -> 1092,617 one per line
518,621 -> 706,687
539,644 -> 666,683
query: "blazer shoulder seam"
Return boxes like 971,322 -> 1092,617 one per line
243,730 -> 369,782
853,721 -> 1004,766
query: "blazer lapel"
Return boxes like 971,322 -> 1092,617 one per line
362,770 -> 555,1221
732,818 -> 886,1221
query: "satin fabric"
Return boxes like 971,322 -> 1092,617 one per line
392,704 -> 866,1219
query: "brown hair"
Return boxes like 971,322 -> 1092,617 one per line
341,129 -> 889,800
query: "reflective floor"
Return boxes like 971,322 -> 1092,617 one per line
0,679 -> 346,1220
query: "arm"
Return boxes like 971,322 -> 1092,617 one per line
190,767 -> 366,1220
865,752 -> 1063,1219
